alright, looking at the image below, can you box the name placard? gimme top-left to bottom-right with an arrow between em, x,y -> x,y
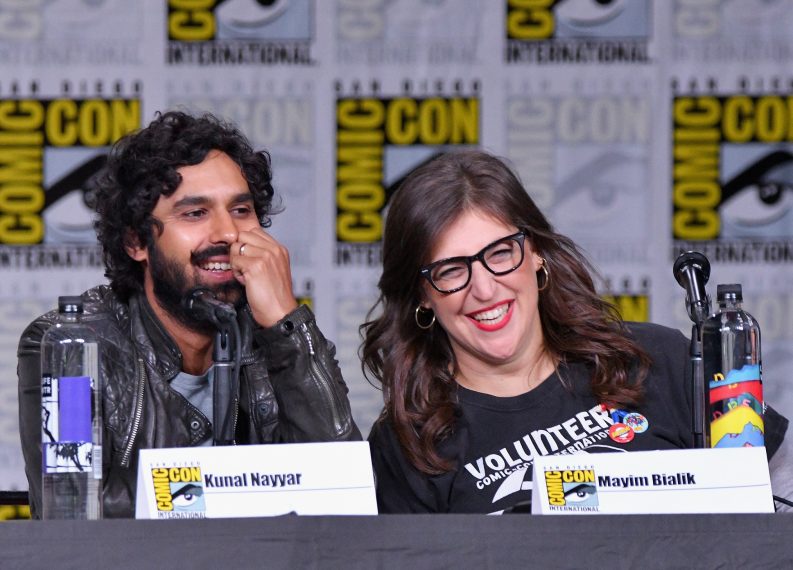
135,441 -> 377,519
531,447 -> 773,515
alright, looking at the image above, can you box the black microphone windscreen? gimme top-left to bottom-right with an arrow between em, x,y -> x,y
183,287 -> 236,325
673,251 -> 710,288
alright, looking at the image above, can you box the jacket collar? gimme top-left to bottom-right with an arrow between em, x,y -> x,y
129,291 -> 257,379
130,292 -> 183,379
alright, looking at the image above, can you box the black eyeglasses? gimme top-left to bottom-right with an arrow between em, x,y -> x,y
419,231 -> 527,294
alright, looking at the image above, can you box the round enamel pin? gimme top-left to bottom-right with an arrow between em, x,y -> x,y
623,412 -> 649,433
608,423 -> 635,444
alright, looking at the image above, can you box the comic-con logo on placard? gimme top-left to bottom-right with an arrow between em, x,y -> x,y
335,79 -> 480,267
544,468 -> 599,511
167,0 -> 314,65
671,77 -> 793,263
0,81 -> 141,248
151,465 -> 206,519
505,0 -> 651,64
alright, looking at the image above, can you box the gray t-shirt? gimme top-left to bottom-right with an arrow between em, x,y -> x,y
171,366 -> 214,447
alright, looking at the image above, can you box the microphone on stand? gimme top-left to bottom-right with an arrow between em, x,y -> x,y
183,287 -> 237,326
672,251 -> 712,449
673,251 -> 711,325
182,287 -> 239,446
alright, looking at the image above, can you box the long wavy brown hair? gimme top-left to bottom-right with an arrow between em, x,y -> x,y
360,150 -> 651,475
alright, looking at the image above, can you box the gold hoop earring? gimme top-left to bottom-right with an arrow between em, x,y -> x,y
537,257 -> 550,292
415,305 -> 436,330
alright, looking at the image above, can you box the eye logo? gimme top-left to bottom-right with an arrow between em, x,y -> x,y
720,149 -> 793,238
216,0 -> 291,31
215,0 -> 310,40
555,0 -> 628,29
171,482 -> 206,512
564,483 -> 597,504
551,149 -> 645,236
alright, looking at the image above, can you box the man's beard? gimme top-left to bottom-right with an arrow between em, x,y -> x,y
149,242 -> 245,335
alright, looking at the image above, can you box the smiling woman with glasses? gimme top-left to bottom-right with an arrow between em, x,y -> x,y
360,149 -> 792,515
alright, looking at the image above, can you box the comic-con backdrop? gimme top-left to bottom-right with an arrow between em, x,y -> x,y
1,1 -> 792,499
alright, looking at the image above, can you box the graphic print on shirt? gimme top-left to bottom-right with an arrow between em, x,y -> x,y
462,403 -> 650,513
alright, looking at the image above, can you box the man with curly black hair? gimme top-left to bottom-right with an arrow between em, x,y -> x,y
17,111 -> 360,518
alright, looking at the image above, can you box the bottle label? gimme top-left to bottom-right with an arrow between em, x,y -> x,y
42,375 -> 95,474
708,364 -> 764,448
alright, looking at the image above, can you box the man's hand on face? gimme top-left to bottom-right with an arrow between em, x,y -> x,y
230,228 -> 299,327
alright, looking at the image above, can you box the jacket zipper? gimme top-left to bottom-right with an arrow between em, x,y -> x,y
231,397 -> 239,445
121,358 -> 146,468
228,351 -> 247,444
299,322 -> 344,437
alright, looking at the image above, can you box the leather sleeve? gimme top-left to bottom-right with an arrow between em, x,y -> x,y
256,305 -> 361,442
17,312 -> 57,519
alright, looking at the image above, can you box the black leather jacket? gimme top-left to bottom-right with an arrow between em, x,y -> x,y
18,285 -> 360,518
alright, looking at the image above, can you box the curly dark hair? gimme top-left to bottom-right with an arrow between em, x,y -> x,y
360,150 -> 651,475
91,110 -> 276,300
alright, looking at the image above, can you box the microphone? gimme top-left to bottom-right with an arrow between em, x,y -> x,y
672,251 -> 711,325
183,287 -> 237,326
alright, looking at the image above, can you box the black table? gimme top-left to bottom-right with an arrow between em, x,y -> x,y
2,513 -> 792,569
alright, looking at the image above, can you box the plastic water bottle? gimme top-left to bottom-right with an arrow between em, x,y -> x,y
40,296 -> 103,519
701,284 -> 764,449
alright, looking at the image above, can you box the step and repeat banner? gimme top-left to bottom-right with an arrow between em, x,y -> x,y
0,0 -> 792,495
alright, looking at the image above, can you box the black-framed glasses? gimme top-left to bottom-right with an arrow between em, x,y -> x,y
419,231 -> 527,294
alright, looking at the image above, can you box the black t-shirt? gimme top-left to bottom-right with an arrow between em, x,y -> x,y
368,322 -> 786,514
